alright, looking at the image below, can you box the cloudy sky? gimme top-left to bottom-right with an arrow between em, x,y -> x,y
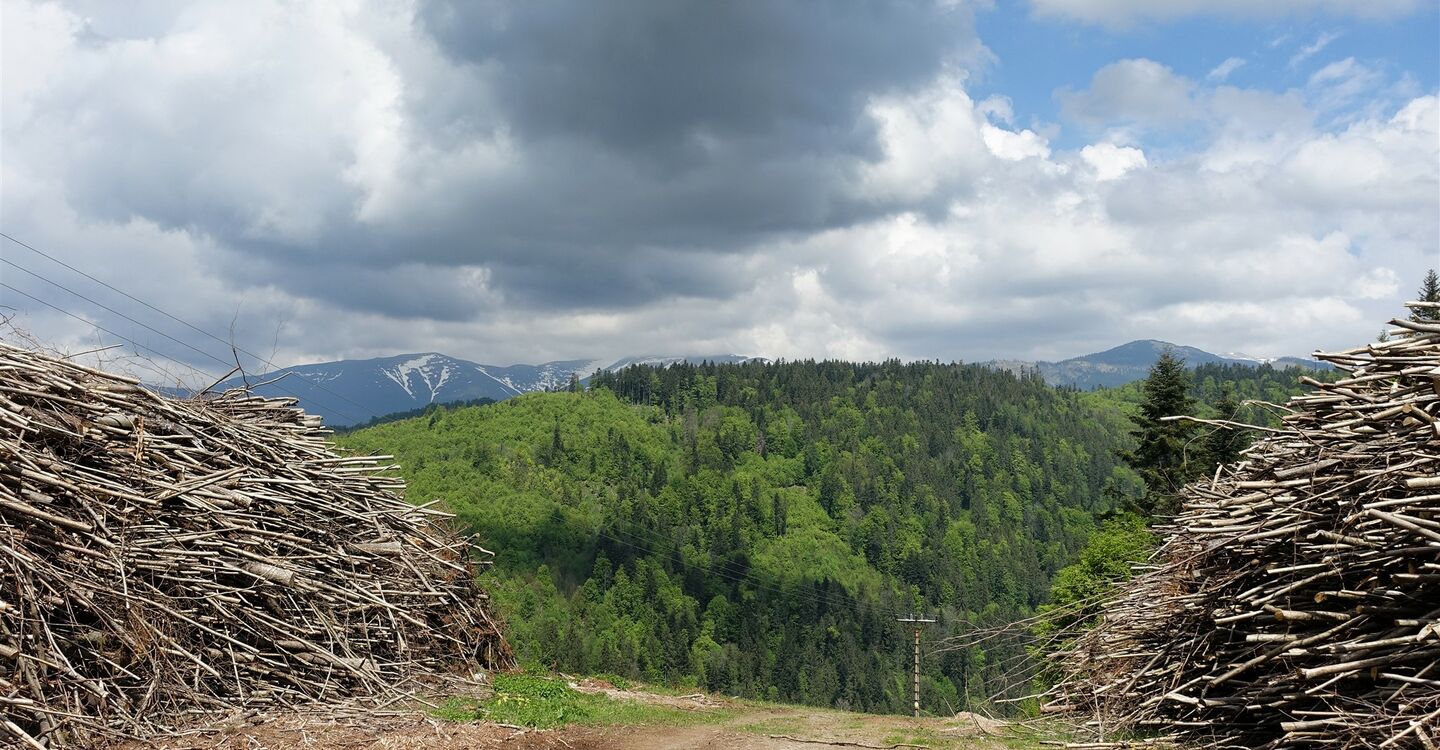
2,0 -> 1437,382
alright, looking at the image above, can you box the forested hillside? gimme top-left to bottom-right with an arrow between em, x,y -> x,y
341,361 -> 1139,712
338,358 -> 1321,713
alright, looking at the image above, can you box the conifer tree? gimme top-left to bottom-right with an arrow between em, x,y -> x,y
1412,269 -> 1440,322
541,420 -> 565,466
1201,387 -> 1248,472
1124,348 -> 1197,516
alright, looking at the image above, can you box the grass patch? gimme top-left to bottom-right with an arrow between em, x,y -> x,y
464,673 -> 730,730
735,716 -> 805,735
428,695 -> 483,723
882,727 -> 972,749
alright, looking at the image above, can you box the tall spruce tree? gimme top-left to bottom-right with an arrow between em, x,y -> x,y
1124,348 -> 1197,516
1412,269 -> 1440,322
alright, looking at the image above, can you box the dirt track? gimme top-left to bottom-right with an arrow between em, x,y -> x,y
114,683 -> 1023,750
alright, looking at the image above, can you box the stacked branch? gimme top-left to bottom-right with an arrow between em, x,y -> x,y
0,342 -> 511,748
1050,309 -> 1440,749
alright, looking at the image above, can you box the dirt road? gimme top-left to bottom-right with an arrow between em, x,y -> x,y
116,683 -> 1026,750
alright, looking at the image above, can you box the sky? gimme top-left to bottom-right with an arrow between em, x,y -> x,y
1,0 -> 1437,384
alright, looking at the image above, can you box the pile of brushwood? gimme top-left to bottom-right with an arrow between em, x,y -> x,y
1049,309 -> 1440,748
0,343 -> 511,748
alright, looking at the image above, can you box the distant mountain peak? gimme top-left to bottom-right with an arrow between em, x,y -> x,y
205,352 -> 762,426
986,339 -> 1329,389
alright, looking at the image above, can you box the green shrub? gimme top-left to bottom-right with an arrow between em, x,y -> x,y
472,674 -> 726,729
596,673 -> 634,690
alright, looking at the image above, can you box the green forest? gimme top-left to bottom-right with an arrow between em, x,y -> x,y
338,358 -> 1319,714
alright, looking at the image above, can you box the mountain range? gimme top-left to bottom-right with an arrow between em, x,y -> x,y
208,353 -> 761,426
985,339 -> 1329,390
199,341 -> 1325,426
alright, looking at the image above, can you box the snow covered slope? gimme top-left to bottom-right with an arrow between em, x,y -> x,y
208,353 -> 756,426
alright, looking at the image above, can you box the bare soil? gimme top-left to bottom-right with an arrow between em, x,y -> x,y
113,682 -> 1026,750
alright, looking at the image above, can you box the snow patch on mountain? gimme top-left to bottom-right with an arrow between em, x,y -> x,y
1221,352 -> 1275,364
471,365 -> 531,397
202,351 -> 764,426
288,369 -> 343,383
379,353 -> 460,402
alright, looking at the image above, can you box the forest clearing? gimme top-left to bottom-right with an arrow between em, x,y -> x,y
111,675 -> 1039,750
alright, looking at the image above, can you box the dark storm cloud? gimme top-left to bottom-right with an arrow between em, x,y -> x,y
479,247 -> 754,309
419,1 -> 974,160
227,235 -> 754,317
366,0 -> 980,311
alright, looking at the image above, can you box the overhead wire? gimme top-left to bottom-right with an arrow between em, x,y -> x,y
0,255 -> 364,424
0,233 -> 371,420
3,257 -> 247,374
3,287 -> 1018,687
0,231 -> 375,423
0,282 -> 222,385
0,238 -> 1048,711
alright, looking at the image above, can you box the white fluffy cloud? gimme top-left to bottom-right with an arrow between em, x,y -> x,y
1,0 -> 1436,379
1081,143 -> 1148,180
1059,59 -> 1199,128
747,70 -> 1437,361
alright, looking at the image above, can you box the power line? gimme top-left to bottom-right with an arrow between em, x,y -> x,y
0,232 -> 370,423
0,231 -> 375,422
0,254 -> 363,425
2,257 -> 241,373
0,282 -> 221,384
1,238 -> 891,599
4,267 -> 829,609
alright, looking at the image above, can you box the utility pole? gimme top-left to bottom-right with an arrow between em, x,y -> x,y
896,613 -> 936,717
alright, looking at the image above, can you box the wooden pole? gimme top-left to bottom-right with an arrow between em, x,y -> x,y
912,624 -> 920,716
897,614 -> 936,717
